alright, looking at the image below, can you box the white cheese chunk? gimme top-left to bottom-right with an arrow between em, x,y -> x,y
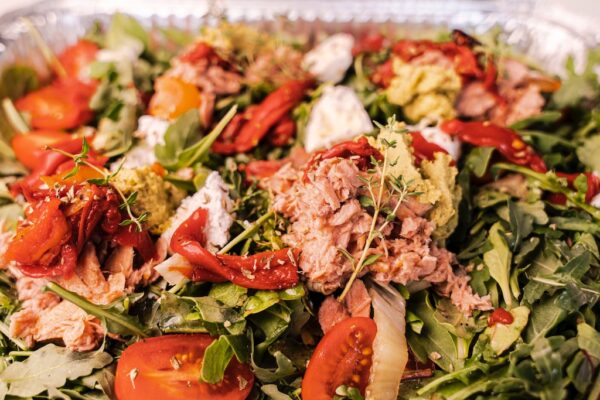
304,85 -> 373,153
418,126 -> 462,161
302,33 -> 355,83
110,115 -> 169,170
161,171 -> 234,253
591,193 -> 600,208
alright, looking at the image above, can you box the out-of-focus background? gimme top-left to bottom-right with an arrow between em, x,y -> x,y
1,0 -> 599,18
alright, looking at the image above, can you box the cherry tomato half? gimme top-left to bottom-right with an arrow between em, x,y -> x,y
11,130 -> 71,170
115,334 -> 254,400
302,317 -> 377,400
58,40 -> 99,79
148,76 -> 201,120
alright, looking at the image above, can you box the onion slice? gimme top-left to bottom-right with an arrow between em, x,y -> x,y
365,281 -> 409,400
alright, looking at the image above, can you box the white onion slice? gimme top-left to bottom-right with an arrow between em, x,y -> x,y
365,282 -> 409,400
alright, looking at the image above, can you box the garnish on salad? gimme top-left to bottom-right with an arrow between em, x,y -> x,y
0,13 -> 598,400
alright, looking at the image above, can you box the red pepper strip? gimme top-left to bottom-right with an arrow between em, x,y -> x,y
371,59 -> 395,88
178,42 -> 226,66
267,115 -> 296,147
171,208 -> 299,290
548,172 -> 600,205
5,198 -> 77,277
18,244 -> 78,278
409,131 -> 450,166
113,225 -> 157,262
10,137 -> 107,199
488,308 -> 514,327
213,80 -> 313,155
441,120 -> 547,173
352,32 -> 385,56
242,159 -> 285,180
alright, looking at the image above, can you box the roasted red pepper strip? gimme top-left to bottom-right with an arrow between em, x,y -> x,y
6,198 -> 77,277
10,137 -> 107,200
16,78 -> 95,130
171,208 -> 299,290
306,137 -> 383,172
213,80 -> 312,154
266,115 -> 296,147
441,120 -> 547,173
409,131 -> 450,165
113,225 -> 157,263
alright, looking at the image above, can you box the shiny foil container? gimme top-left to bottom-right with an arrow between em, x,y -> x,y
0,0 -> 596,80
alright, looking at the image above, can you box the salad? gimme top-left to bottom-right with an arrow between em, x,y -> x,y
0,11 -> 599,400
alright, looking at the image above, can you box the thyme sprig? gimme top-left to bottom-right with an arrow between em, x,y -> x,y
48,138 -> 148,231
338,139 -> 416,301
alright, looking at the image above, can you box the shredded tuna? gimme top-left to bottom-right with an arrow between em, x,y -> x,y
8,240 -> 164,351
318,280 -> 371,333
245,45 -> 308,87
269,156 -> 491,314
166,60 -> 242,95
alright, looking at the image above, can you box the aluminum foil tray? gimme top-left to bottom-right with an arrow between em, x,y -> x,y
0,0 -> 596,80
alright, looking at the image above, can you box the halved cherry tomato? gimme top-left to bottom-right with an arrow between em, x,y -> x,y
302,317 -> 377,400
15,78 -> 95,130
148,76 -> 201,120
11,130 -> 71,170
58,40 -> 99,79
115,334 -> 254,400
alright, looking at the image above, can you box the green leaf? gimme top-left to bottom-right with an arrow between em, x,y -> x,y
209,283 -> 248,308
406,292 -> 461,372
200,336 -> 235,384
243,291 -> 280,316
251,348 -> 296,383
154,109 -> 200,167
553,48 -> 600,108
485,306 -> 530,355
465,147 -> 495,178
483,222 -> 514,307
525,295 -> 567,344
150,292 -> 206,333
0,344 -> 112,397
509,110 -> 562,130
106,13 -> 149,50
261,384 -> 294,400
577,323 -> 600,360
577,135 -> 600,171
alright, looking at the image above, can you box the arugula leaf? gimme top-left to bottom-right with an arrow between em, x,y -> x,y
0,344 -> 112,397
406,292 -> 461,372
509,110 -> 562,130
524,295 -> 567,344
209,283 -> 248,308
483,222 -> 514,307
251,347 -> 296,383
244,291 -> 281,316
200,336 -> 235,384
261,384 -> 294,400
464,147 -> 495,178
577,323 -> 600,360
154,109 -> 201,167
150,292 -> 206,333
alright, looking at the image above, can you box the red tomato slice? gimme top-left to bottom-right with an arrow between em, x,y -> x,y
115,334 -> 254,400
16,79 -> 95,130
302,317 -> 377,400
58,40 -> 99,79
11,130 -> 71,170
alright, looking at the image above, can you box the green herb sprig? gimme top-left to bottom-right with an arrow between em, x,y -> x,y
48,138 -> 148,231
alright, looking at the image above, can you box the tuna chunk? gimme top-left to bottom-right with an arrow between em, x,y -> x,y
318,279 -> 372,333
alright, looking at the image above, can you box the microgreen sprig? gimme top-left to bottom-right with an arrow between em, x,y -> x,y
338,139 -> 415,301
47,138 -> 147,232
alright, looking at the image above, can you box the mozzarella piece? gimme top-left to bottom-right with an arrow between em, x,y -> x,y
591,193 -> 600,208
419,126 -> 462,161
304,86 -> 373,152
161,171 -> 234,252
302,33 -> 355,83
